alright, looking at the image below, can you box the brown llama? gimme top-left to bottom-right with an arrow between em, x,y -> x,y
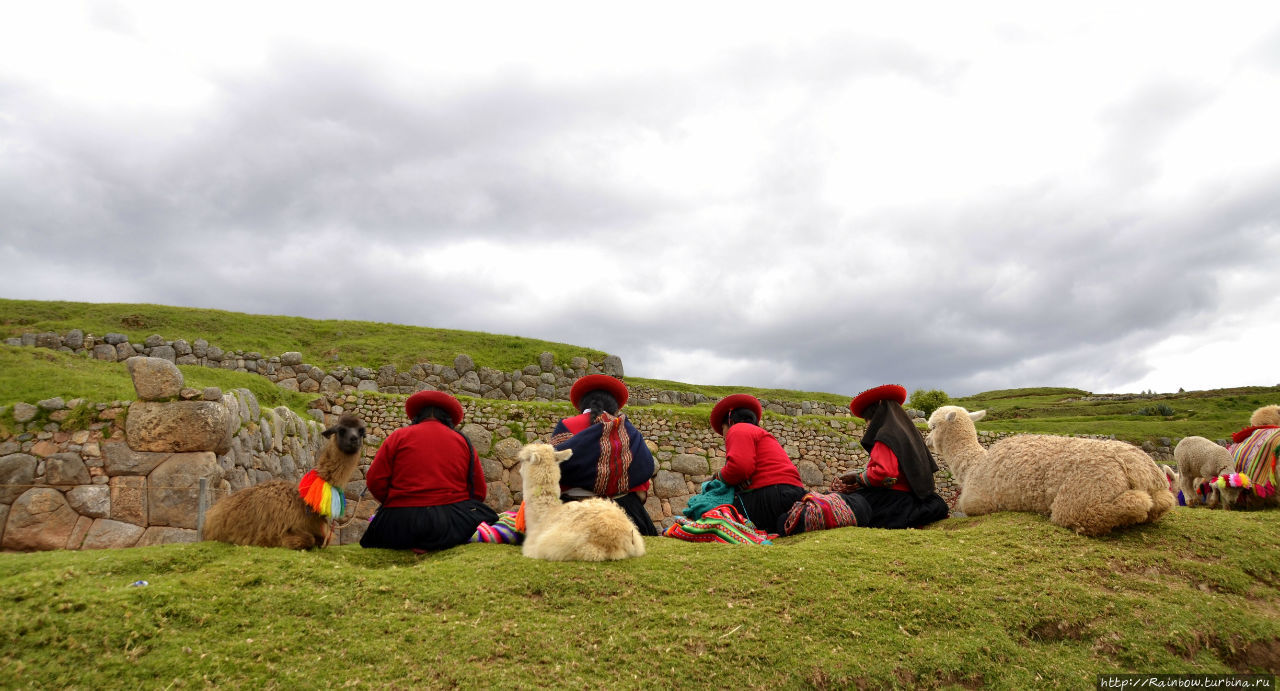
203,414 -> 366,549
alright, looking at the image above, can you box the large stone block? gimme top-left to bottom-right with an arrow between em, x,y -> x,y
66,485 -> 111,518
46,452 -> 91,486
670,453 -> 709,475
797,460 -> 824,487
109,475 -> 147,525
653,470 -> 688,498
0,453 -> 37,504
126,401 -> 232,454
147,452 -> 221,529
460,424 -> 492,456
137,526 -> 198,547
102,441 -> 171,476
493,437 -> 523,469
81,518 -> 145,549
2,488 -> 79,551
126,356 -> 185,401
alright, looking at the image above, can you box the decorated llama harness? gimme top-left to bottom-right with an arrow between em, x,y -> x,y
298,469 -> 347,519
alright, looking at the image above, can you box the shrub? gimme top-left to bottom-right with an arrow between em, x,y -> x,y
1133,403 -> 1175,417
909,389 -> 951,417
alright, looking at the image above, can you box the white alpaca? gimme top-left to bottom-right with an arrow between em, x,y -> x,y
518,443 -> 646,562
926,406 -> 1175,536
1172,436 -> 1232,508
1250,405 -> 1280,427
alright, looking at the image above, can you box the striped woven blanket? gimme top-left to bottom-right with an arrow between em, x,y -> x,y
781,492 -> 858,536
1229,427 -> 1280,499
469,508 -> 524,544
664,505 -> 774,545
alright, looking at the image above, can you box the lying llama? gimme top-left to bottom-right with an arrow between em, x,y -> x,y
926,406 -> 1175,536
1173,436 -> 1232,508
518,443 -> 645,562
203,414 -> 366,549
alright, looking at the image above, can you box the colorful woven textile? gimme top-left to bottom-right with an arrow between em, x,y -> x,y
298,469 -> 345,519
781,492 -> 858,536
664,505 -> 774,545
1229,427 -> 1280,498
469,508 -> 524,544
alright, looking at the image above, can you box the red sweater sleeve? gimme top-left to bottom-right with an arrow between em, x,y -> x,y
864,441 -> 909,491
718,425 -> 757,487
468,448 -> 487,502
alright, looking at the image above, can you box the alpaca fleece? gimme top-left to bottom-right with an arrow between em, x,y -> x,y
1173,436 -> 1232,508
203,414 -> 365,549
518,443 -> 645,562
926,406 -> 1175,536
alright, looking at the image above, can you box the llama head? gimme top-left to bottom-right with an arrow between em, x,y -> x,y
323,414 -> 366,456
517,443 -> 573,498
925,406 -> 985,451
1250,404 -> 1280,427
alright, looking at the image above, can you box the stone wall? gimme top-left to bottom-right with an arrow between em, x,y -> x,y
314,392 -> 962,544
5,330 -> 851,416
0,358 -> 331,551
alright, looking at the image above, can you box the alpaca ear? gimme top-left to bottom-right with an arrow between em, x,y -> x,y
321,425 -> 336,438
968,410 -> 987,422
555,449 -> 573,463
945,411 -> 957,422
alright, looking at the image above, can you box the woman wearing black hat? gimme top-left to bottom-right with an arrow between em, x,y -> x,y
711,394 -> 871,535
839,385 -> 950,529
549,375 -> 659,536
360,391 -> 499,552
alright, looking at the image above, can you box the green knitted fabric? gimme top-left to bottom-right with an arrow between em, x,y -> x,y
683,478 -> 737,519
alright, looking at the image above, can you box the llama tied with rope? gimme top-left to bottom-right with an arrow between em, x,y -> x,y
203,414 -> 366,549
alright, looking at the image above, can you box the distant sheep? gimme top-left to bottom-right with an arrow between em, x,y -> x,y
1173,436 -> 1232,508
925,406 -> 1175,536
518,443 -> 645,562
203,414 -> 366,549
1250,405 -> 1280,427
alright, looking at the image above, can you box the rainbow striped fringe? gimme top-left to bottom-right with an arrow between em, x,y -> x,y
298,470 -> 346,519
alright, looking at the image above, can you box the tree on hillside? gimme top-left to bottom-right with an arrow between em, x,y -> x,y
908,388 -> 951,416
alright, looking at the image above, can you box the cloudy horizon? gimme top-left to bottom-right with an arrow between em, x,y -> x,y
2,1 -> 1279,398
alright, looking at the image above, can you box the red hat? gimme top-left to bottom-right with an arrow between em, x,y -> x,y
570,374 -> 629,410
710,394 -> 763,435
849,385 -> 907,419
405,390 -> 465,426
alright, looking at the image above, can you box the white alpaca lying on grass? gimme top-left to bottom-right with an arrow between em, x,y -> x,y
926,406 -> 1176,536
518,443 -> 645,562
1173,436 -> 1232,508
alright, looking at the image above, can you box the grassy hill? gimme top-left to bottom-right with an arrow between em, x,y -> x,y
2,510 -> 1277,687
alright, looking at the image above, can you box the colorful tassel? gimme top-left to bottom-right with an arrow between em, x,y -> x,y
298,470 -> 346,518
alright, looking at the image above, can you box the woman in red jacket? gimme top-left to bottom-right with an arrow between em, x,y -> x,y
360,391 -> 498,551
837,385 -> 950,529
712,394 -> 869,534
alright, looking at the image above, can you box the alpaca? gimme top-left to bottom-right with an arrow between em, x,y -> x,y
518,443 -> 645,562
1250,405 -> 1280,427
203,414 -> 366,549
1173,436 -> 1232,508
925,406 -> 1175,536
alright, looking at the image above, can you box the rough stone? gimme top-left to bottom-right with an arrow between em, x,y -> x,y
460,424 -> 492,456
539,352 -> 555,372
45,452 -> 91,485
12,402 -> 38,423
137,526 -> 198,547
104,333 -> 128,345
454,354 -> 475,375
116,343 -> 135,360
601,355 -> 624,377
653,470 -> 688,498
126,356 -> 184,401
66,515 -> 93,549
81,519 -> 146,549
125,400 -> 232,454
670,453 -> 709,475
480,457 -> 503,482
147,452 -> 221,529
2,488 -> 79,551
102,441 -> 171,476
66,485 -> 111,518
109,475 -> 147,525
92,344 -> 117,361
484,482 -> 513,512
356,380 -> 379,392
64,329 -> 85,349
797,460 -> 824,487
493,437 -> 523,469
37,397 -> 66,411
0,453 -> 38,504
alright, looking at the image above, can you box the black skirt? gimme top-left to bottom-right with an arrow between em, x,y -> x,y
360,500 -> 499,552
737,483 -> 808,535
854,487 -> 949,529
561,491 -> 659,537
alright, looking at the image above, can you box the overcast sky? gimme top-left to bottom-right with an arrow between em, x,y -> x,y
2,2 -> 1279,398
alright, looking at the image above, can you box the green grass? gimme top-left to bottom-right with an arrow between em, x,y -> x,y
1,510 -> 1277,688
0,298 -> 607,373
955,387 -> 1280,444
0,346 -> 317,419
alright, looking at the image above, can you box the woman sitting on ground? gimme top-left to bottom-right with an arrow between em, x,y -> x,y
361,391 -> 498,552
549,375 -> 659,536
712,394 -> 870,535
836,385 -> 950,529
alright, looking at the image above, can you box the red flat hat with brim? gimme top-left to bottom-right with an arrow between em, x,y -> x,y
405,390 -> 465,426
570,374 -> 629,410
710,394 -> 763,434
849,385 -> 907,419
